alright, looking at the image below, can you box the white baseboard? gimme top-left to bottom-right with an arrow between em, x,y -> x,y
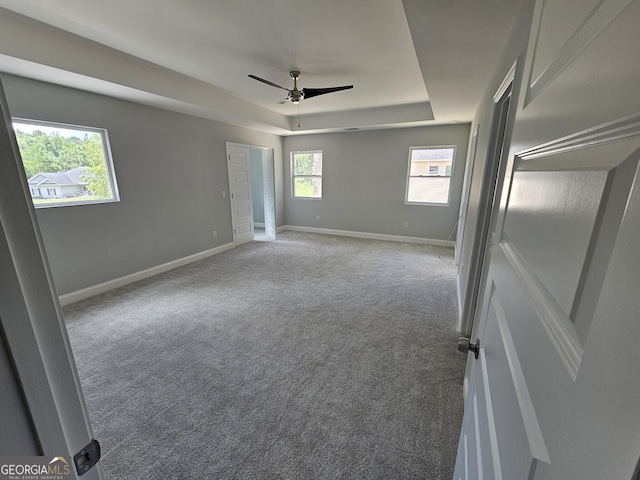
456,274 -> 464,331
281,225 -> 456,248
59,242 -> 235,306
254,222 -> 265,228
60,226 -> 454,306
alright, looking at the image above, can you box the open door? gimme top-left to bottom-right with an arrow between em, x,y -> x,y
227,143 -> 276,245
226,143 -> 254,246
458,75 -> 514,338
0,79 -> 102,477
455,0 -> 640,478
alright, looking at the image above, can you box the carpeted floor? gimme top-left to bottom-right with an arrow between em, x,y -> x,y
64,231 -> 466,479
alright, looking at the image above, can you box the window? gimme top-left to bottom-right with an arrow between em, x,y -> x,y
12,119 -> 119,208
292,150 -> 322,198
405,146 -> 456,205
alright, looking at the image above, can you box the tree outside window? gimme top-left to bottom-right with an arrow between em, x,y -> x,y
292,151 -> 322,198
13,119 -> 119,207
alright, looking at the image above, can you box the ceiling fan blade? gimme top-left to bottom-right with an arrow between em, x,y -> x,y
302,85 -> 353,99
248,74 -> 290,92
277,97 -> 290,104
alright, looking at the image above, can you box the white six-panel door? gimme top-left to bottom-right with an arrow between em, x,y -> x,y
455,0 -> 640,478
226,144 -> 254,245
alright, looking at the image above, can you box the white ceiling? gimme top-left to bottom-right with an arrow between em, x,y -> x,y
0,0 -> 523,135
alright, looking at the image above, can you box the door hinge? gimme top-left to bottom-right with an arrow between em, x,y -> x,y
458,337 -> 480,359
73,439 -> 100,476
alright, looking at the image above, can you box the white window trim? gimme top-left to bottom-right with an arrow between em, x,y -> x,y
13,118 -> 120,208
405,145 -> 456,206
291,150 -> 323,199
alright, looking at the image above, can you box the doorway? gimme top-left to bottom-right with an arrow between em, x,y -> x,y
460,65 -> 515,338
226,142 -> 276,245
250,147 -> 275,242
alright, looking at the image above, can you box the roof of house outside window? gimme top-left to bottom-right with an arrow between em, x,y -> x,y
28,166 -> 89,186
411,148 -> 454,161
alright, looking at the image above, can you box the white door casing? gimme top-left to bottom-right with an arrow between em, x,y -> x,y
0,79 -> 101,478
455,125 -> 479,269
455,126 -> 479,327
263,148 -> 276,240
459,77 -> 515,339
455,0 -> 640,479
226,143 -> 254,246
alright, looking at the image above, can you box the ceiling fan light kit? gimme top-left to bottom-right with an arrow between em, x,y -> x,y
248,71 -> 353,105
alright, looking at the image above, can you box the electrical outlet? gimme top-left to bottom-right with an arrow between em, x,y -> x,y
316,215 -> 321,221
222,190 -> 226,198
403,222 -> 408,228
213,231 -> 217,238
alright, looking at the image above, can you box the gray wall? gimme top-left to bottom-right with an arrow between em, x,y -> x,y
456,0 -> 536,321
283,124 -> 470,240
2,74 -> 284,295
3,74 -> 471,298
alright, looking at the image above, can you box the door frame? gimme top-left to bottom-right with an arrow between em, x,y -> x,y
456,124 -> 479,269
456,125 -> 480,322
460,62 -> 519,340
225,142 -> 276,244
0,79 -> 101,477
260,147 -> 277,240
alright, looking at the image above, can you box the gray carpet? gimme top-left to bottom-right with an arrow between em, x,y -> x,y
64,231 -> 466,479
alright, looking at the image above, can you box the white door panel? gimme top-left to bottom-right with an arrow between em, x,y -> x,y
227,144 -> 254,245
455,0 -> 640,478
455,354 -> 502,480
484,288 -> 549,479
523,0 -> 640,142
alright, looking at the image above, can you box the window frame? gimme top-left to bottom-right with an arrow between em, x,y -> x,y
405,145 -> 456,206
12,117 -> 120,209
291,150 -> 323,199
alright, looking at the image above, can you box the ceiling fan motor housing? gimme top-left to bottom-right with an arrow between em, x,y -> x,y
290,71 -> 302,102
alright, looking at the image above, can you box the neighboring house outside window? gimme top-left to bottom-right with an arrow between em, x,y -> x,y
28,167 -> 89,199
405,146 -> 456,205
13,118 -> 120,208
292,150 -> 322,198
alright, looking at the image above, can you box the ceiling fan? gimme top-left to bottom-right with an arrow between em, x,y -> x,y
248,71 -> 353,104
